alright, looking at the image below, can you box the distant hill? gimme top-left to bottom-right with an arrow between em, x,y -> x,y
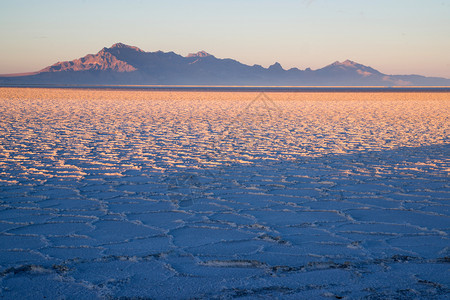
1,43 -> 449,86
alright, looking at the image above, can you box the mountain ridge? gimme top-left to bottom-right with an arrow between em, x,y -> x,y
1,43 -> 449,86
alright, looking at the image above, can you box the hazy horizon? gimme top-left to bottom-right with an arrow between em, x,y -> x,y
1,0 -> 449,78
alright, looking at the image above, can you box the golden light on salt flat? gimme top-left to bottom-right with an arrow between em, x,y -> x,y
0,88 -> 448,174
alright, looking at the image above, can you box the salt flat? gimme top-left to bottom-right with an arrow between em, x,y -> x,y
0,88 -> 449,299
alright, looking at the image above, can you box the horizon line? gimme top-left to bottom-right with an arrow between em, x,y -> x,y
1,84 -> 449,92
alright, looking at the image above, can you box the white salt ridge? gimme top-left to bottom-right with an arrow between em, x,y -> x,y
0,88 -> 449,298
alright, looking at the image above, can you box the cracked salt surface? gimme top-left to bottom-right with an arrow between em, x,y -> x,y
0,88 -> 449,299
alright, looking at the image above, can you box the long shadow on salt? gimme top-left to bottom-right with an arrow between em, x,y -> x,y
0,143 -> 449,299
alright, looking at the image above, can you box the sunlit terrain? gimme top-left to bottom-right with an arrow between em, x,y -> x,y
0,88 -> 449,298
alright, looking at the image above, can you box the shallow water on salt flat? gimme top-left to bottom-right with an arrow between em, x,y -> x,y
0,88 -> 449,299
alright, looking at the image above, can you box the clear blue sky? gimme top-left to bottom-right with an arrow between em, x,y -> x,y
1,0 -> 449,78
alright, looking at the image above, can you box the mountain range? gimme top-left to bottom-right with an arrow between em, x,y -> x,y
1,43 -> 449,86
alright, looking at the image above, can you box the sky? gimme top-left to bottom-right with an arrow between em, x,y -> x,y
1,0 -> 449,78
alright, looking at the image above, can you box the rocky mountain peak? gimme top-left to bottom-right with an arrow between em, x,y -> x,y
268,62 -> 284,71
109,43 -> 144,52
187,51 -> 211,58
